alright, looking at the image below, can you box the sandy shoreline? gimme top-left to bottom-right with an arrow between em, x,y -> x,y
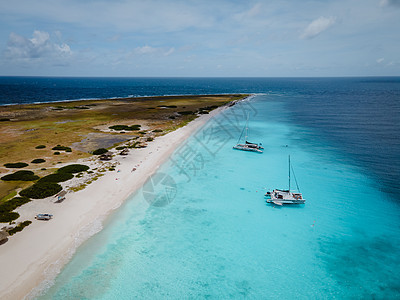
0,104 -> 229,300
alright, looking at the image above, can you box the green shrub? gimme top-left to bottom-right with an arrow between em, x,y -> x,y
0,212 -> 20,223
0,196 -> 31,222
157,105 -> 177,108
54,152 -> 60,155
109,124 -> 141,131
202,105 -> 218,110
66,148 -> 72,152
115,146 -> 126,150
0,197 -> 31,213
1,170 -> 39,181
4,162 -> 28,168
178,111 -> 194,115
57,164 -> 89,174
92,148 -> 108,155
38,172 -> 73,183
152,129 -> 163,133
147,137 -> 154,142
20,182 -> 62,199
138,131 -> 147,134
31,158 -> 46,164
35,145 -> 46,149
52,145 -> 72,151
8,221 -> 32,235
0,118 -> 11,122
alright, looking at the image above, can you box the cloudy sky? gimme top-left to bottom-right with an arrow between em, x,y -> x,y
0,0 -> 399,77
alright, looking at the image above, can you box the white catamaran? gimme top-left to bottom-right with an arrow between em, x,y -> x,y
233,114 -> 263,153
265,156 -> 305,205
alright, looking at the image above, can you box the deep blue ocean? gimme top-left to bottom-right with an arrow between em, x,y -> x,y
1,77 -> 399,298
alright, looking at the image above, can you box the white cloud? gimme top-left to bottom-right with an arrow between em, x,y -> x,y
0,1 -> 215,34
1,1 -> 400,76
300,16 -> 336,39
377,57 -> 384,63
5,30 -> 72,62
134,46 -> 157,55
164,48 -> 175,56
133,45 -> 175,56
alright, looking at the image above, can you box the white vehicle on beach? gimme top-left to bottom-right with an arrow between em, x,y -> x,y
35,214 -> 53,220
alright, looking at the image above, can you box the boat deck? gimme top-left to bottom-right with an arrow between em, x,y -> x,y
266,189 -> 305,204
233,144 -> 263,153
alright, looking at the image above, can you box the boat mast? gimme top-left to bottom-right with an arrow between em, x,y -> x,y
244,112 -> 249,142
288,155 -> 291,191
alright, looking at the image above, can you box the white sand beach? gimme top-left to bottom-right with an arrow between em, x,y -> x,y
0,106 -> 227,300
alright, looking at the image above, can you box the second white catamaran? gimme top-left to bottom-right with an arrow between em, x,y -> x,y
265,156 -> 305,205
233,114 -> 263,153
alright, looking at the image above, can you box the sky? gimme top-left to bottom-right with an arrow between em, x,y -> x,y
0,0 -> 399,77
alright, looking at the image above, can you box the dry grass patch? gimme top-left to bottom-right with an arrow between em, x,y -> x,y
0,94 -> 247,201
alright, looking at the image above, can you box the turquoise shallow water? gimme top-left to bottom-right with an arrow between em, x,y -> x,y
40,95 -> 400,299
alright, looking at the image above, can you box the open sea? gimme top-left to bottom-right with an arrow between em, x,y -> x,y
1,77 -> 399,299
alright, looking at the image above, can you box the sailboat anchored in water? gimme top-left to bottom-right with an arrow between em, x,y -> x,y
265,155 -> 305,205
233,114 -> 263,153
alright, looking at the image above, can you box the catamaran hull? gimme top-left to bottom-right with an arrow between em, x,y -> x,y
233,145 -> 263,153
266,199 -> 305,204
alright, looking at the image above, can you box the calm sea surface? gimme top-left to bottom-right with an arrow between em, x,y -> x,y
1,77 -> 399,298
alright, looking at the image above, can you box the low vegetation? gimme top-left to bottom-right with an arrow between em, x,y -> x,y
31,158 -> 46,164
4,162 -> 29,168
38,172 -> 74,183
178,111 -> 195,115
52,145 -> 72,152
8,221 -> 32,235
158,105 -> 177,108
57,164 -> 89,174
35,145 -> 46,149
0,211 -> 20,223
0,197 -> 31,223
20,182 -> 62,199
92,148 -> 108,155
1,170 -> 40,181
109,124 -> 141,131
